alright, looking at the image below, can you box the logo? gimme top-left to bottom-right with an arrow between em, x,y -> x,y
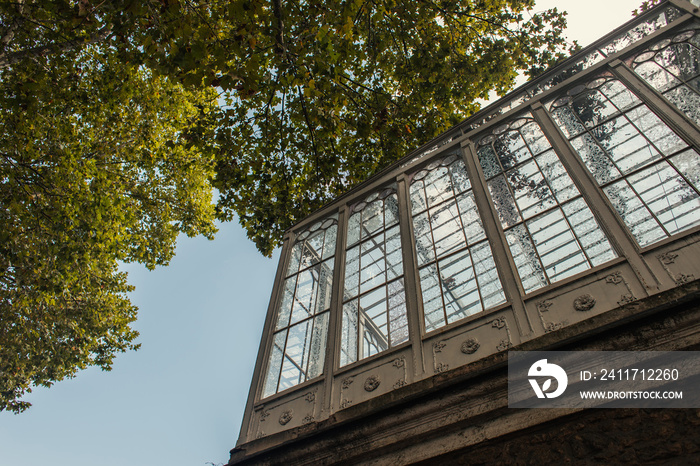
528,359 -> 568,399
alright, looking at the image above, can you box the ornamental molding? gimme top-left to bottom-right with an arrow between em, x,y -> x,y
674,273 -> 695,285
460,338 -> 480,354
492,317 -> 506,329
659,252 -> 679,265
364,375 -> 381,392
279,410 -> 293,426
341,377 -> 354,389
435,362 -> 449,374
573,294 -> 596,312
497,339 -> 512,352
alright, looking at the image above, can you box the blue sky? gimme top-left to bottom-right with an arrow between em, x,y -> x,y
0,1 -> 649,465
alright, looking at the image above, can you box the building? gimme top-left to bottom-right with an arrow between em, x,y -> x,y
230,1 -> 700,463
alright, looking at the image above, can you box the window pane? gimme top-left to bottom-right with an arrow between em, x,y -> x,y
425,166 -> 454,208
315,259 -> 335,315
262,331 -> 286,398
505,224 -> 547,293
385,225 -> 403,280
604,180 -> 667,247
438,249 -> 481,324
264,213 -> 337,397
527,209 -> 589,282
412,211 -> 435,267
411,155 -> 506,332
360,287 -> 389,358
275,277 -> 296,331
290,266 -> 318,325
410,179 -> 427,215
629,162 -> 700,235
388,279 -> 409,346
471,241 -> 507,309
360,235 -> 386,293
488,175 -> 521,228
341,301 -> 358,366
307,312 -> 329,380
562,199 -> 617,267
420,264 -> 445,333
457,191 -> 486,245
342,184 -> 408,366
550,73 -> 700,249
362,200 -> 384,239
431,198 -> 466,259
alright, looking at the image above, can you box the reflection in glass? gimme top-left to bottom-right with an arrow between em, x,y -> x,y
632,28 -> 700,126
262,214 -> 338,398
548,74 -> 700,247
341,186 -> 409,367
477,114 -> 617,293
411,154 -> 506,333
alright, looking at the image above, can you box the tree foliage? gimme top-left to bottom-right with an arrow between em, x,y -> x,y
0,0 -> 572,411
0,5 -> 219,412
211,0 -> 573,255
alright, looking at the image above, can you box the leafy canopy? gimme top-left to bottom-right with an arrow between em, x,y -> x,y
0,22 -> 218,412
0,0 -> 571,411
210,0 -> 573,255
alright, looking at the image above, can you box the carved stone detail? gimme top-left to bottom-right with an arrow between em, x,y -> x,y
279,410 -> 293,426
256,431 -> 265,439
364,375 -> 381,392
435,362 -> 449,374
659,252 -> 679,265
460,338 -> 480,354
497,339 -> 512,352
393,358 -> 405,368
341,377 -> 354,389
606,272 -> 623,285
393,379 -> 407,389
434,340 -> 447,352
618,294 -> 636,306
303,415 -> 315,424
492,317 -> 506,329
259,410 -> 270,422
339,399 -> 352,409
304,392 -> 316,403
573,294 -> 596,312
545,322 -> 563,333
674,273 -> 695,284
536,300 -> 553,313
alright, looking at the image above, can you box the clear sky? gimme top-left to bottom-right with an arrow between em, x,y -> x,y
0,1 -> 655,465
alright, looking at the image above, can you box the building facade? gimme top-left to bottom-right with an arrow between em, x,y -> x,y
231,1 -> 700,463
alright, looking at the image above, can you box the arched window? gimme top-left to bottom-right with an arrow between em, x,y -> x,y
409,154 -> 506,333
340,186 -> 409,366
261,215 -> 338,397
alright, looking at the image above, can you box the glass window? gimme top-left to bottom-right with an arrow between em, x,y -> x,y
261,215 -> 337,398
547,74 -> 700,248
410,154 -> 506,333
340,186 -> 409,367
630,26 -> 700,126
476,114 -> 618,294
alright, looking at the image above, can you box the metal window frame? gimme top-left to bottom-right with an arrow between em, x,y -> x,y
238,0 -> 700,445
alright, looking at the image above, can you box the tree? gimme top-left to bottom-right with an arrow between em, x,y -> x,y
208,0 -> 573,255
0,0 -> 571,411
0,43 -> 219,412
